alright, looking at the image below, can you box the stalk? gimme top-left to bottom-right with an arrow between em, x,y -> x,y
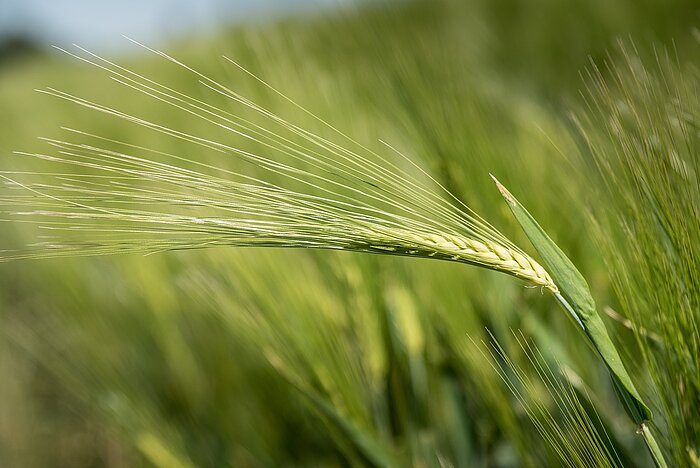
639,423 -> 668,468
555,293 -> 668,468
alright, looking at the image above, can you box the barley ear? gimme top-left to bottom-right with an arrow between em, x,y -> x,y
491,175 -> 668,466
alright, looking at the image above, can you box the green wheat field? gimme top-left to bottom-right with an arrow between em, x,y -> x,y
0,0 -> 698,466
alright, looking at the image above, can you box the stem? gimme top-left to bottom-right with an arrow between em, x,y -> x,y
639,423 -> 668,468
552,293 -> 668,468
553,292 -> 585,331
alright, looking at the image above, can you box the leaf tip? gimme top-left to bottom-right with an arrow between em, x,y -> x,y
489,174 -> 516,207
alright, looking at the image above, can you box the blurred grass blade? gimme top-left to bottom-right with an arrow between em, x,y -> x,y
489,174 -> 651,423
266,352 -> 396,467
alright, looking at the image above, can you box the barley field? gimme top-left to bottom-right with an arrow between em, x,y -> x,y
0,0 -> 698,466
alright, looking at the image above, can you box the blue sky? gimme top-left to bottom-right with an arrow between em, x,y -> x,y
0,0 -> 350,51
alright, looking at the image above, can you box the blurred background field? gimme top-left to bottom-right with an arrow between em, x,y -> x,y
0,0 -> 698,466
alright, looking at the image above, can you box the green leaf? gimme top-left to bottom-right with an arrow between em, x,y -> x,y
491,175 -> 652,423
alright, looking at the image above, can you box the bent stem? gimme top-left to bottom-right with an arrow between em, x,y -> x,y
554,293 -> 667,468
554,292 -> 585,331
640,423 -> 668,468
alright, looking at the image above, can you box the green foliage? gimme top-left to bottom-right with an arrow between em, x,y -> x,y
0,1 -> 697,467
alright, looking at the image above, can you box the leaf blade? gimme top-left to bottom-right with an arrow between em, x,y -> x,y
491,175 -> 652,423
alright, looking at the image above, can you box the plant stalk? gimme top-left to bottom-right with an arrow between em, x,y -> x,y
553,292 -> 585,331
639,423 -> 668,468
553,293 -> 668,468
